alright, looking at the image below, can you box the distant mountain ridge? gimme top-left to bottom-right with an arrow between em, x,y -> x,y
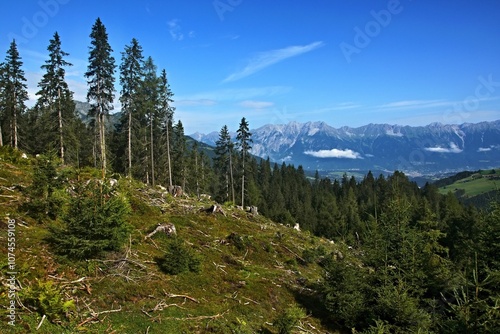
192,120 -> 500,177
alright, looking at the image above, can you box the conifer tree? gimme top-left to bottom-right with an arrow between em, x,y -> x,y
0,40 -> 28,149
172,120 -> 186,187
214,125 -> 235,203
144,57 -> 161,185
85,18 -> 116,177
236,117 -> 252,208
158,69 -> 175,187
119,38 -> 144,177
33,32 -> 77,164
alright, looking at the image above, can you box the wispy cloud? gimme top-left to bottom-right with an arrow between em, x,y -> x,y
167,19 -> 194,41
176,86 -> 291,102
378,99 -> 450,110
239,100 -> 274,109
223,41 -> 325,83
175,99 -> 217,107
304,148 -> 362,159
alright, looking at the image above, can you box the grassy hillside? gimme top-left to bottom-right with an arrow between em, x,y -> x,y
0,149 -> 345,333
438,168 -> 500,197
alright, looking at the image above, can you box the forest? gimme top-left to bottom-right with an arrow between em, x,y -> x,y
1,17 -> 499,333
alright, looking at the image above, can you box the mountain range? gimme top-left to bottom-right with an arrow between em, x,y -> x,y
74,100 -> 500,179
191,120 -> 500,178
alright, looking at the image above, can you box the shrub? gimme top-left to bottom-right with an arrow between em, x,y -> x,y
47,179 -> 131,259
274,305 -> 306,334
302,245 -> 327,265
20,153 -> 65,221
21,279 -> 75,323
227,232 -> 251,252
158,238 -> 201,275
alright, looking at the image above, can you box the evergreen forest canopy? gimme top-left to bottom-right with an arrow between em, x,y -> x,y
1,18 -> 500,333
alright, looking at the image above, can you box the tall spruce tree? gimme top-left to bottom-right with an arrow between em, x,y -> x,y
0,40 -> 28,149
119,38 -> 144,177
85,18 -> 116,177
214,125 -> 235,203
172,120 -> 186,188
158,69 -> 175,187
141,56 -> 160,186
33,32 -> 76,163
236,117 -> 252,207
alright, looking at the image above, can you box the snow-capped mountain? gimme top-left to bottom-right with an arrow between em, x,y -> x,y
191,120 -> 500,176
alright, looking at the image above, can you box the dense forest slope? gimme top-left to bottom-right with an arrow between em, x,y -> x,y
1,147 -> 500,333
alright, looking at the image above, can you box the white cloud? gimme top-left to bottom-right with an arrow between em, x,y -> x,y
239,100 -> 274,109
167,19 -> 184,41
175,99 -> 217,107
177,86 -> 291,102
167,19 -> 194,41
379,99 -> 449,109
223,41 -> 324,83
478,147 -> 492,152
425,142 -> 462,153
304,148 -> 362,159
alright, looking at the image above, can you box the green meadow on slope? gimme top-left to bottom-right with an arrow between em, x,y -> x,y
0,150 -> 343,333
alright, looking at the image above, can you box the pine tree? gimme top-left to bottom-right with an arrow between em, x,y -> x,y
47,179 -> 131,260
214,125 -> 235,203
0,40 -> 28,149
172,120 -> 186,188
33,32 -> 77,164
142,57 -> 160,186
158,69 -> 175,187
85,18 -> 116,177
236,117 -> 252,208
119,38 -> 144,177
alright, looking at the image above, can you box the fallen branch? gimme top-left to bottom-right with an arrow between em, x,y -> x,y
242,296 -> 259,305
164,291 -> 199,304
164,309 -> 229,321
150,301 -> 186,312
36,314 -> 46,330
77,305 -> 122,327
282,245 -> 306,264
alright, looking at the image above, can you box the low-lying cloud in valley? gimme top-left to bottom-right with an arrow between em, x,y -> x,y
304,148 -> 362,159
424,142 -> 463,153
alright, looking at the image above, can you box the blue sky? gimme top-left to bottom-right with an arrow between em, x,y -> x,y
2,0 -> 500,134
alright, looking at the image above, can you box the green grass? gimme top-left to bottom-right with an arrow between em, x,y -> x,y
438,169 -> 500,197
0,155 -> 343,333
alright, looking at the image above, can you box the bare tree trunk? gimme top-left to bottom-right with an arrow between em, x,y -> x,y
166,119 -> 172,187
229,150 -> 235,204
92,126 -> 97,168
100,111 -> 106,178
127,110 -> 132,177
195,151 -> 199,198
241,151 -> 245,208
58,88 -> 64,164
150,112 -> 155,187
97,81 -> 106,179
0,122 -> 3,146
13,90 -> 18,149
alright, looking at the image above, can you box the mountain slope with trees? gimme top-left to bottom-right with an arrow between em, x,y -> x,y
0,17 -> 499,333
